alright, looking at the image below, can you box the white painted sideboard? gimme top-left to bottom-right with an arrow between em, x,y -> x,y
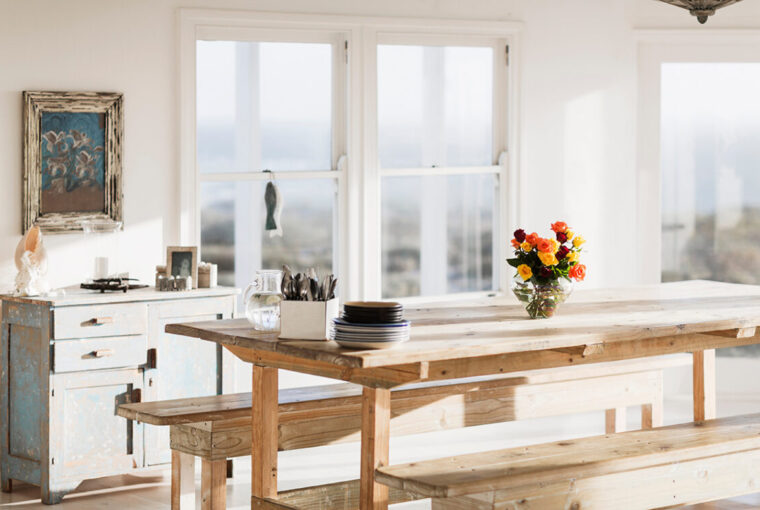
0,286 -> 237,504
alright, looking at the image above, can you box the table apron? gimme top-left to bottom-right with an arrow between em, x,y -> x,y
225,331 -> 759,388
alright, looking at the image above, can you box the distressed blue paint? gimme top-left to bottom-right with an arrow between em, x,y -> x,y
8,325 -> 41,462
0,292 -> 235,502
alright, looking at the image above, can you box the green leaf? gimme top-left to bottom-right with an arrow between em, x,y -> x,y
506,258 -> 520,268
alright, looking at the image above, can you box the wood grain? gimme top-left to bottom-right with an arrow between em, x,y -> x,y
252,366 -> 278,499
375,413 -> 760,499
694,349 -> 717,421
200,458 -> 226,510
171,450 -> 195,510
166,281 -> 760,372
436,448 -> 760,509
251,479 -> 419,510
360,387 -> 390,510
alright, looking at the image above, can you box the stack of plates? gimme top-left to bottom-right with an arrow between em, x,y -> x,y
331,301 -> 410,349
342,301 -> 404,324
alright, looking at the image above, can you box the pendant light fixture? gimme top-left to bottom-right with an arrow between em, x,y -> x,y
656,0 -> 743,24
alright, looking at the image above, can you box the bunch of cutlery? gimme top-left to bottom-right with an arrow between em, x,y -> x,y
281,265 -> 337,301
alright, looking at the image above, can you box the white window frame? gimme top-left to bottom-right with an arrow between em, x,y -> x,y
179,9 -> 522,301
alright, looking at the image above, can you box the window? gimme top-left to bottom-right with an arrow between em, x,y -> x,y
184,13 -> 516,301
661,63 -> 760,284
196,37 -> 344,291
378,42 -> 500,297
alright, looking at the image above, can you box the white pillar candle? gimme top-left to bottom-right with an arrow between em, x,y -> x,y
94,256 -> 109,280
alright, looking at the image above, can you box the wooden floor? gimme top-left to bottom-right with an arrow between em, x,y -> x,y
0,469 -> 757,509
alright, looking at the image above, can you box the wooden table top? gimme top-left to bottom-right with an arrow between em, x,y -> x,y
167,280 -> 760,371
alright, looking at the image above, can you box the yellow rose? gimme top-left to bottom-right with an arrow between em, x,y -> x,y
517,264 -> 533,280
520,241 -> 533,252
565,230 -> 575,240
538,251 -> 558,266
573,235 -> 586,248
551,239 -> 560,253
566,251 -> 578,263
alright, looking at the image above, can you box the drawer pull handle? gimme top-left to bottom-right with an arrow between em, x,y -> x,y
83,317 -> 114,326
92,349 -> 114,358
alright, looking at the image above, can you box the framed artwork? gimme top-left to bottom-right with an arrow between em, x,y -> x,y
166,246 -> 198,288
23,91 -> 123,234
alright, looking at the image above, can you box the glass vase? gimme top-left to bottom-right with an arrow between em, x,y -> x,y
511,276 -> 573,319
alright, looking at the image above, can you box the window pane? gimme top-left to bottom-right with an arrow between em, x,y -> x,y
197,41 -> 333,174
382,174 -> 495,298
661,63 -> 760,357
378,45 -> 493,168
201,179 -> 336,290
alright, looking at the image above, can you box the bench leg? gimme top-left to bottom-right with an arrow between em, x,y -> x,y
693,349 -> 716,421
172,450 -> 196,510
360,387 -> 391,510
201,459 -> 227,510
252,366 -> 278,499
605,407 -> 626,433
1,477 -> 10,493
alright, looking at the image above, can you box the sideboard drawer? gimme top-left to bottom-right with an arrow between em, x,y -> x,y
53,303 -> 147,339
53,336 -> 148,373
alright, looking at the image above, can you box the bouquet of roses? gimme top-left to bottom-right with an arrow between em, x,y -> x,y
507,221 -> 586,318
507,221 -> 586,284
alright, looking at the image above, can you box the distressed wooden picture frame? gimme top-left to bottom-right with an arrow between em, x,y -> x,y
23,91 -> 123,234
165,246 -> 199,288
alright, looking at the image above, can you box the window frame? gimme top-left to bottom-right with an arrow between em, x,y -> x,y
179,9 -> 522,301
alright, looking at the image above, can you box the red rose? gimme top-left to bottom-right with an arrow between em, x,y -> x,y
556,245 -> 570,260
513,229 -> 526,243
538,266 -> 553,278
556,232 -> 568,243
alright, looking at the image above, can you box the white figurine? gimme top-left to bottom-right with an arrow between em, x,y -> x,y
14,226 -> 51,296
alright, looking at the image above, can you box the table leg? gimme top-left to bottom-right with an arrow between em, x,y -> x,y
360,387 -> 391,510
252,365 -> 278,499
693,349 -> 716,421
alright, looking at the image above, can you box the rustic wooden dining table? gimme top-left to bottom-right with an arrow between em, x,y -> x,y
166,280 -> 760,510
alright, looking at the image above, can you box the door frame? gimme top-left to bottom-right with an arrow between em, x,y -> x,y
635,29 -> 760,283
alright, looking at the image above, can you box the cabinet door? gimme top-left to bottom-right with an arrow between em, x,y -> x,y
49,369 -> 143,483
143,297 -> 234,465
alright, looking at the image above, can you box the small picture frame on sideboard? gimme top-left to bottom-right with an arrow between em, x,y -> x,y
165,246 -> 198,288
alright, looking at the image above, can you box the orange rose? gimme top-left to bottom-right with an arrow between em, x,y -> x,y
511,238 -> 520,249
525,232 -> 540,245
536,238 -> 554,253
551,221 -> 568,233
569,264 -> 587,281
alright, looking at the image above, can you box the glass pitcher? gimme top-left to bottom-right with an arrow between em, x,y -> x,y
244,270 -> 283,331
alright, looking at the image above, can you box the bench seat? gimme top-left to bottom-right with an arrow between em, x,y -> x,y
376,413 -> 760,509
117,354 -> 691,509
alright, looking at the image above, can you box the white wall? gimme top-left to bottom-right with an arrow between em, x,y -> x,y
2,0 -> 760,293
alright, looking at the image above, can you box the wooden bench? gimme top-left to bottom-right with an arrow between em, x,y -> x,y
117,355 -> 691,509
375,413 -> 760,509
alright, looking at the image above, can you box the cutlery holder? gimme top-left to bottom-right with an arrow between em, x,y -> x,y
279,298 -> 339,340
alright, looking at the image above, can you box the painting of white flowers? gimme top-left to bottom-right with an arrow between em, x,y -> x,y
40,112 -> 106,214
23,91 -> 123,233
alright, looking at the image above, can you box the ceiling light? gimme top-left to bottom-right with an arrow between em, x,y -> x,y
656,0 -> 743,24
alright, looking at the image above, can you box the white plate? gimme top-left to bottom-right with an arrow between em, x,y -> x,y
332,329 -> 410,337
332,333 -> 409,341
334,338 -> 408,350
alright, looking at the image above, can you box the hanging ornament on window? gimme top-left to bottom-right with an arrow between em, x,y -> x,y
655,0 -> 743,24
263,170 -> 283,238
